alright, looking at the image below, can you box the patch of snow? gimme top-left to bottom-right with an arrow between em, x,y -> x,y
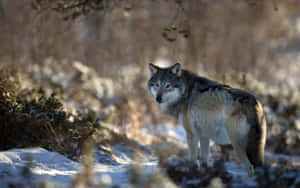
73,61 -> 91,75
0,146 -> 157,188
0,148 -> 79,187
186,179 -> 201,185
146,124 -> 187,145
51,73 -> 73,89
166,156 -> 183,167
265,151 -> 300,166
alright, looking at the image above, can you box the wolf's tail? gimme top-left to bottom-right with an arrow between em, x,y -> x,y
246,101 -> 266,168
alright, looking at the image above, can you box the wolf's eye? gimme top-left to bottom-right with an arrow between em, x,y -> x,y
165,83 -> 172,89
155,83 -> 160,87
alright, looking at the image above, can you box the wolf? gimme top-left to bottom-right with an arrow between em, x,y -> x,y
148,63 -> 266,176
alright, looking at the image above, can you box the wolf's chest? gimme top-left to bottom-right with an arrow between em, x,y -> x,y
187,109 -> 231,145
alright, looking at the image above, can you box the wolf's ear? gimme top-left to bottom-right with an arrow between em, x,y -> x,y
149,63 -> 158,76
170,63 -> 181,76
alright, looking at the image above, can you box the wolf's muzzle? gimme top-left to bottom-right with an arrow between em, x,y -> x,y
156,95 -> 162,103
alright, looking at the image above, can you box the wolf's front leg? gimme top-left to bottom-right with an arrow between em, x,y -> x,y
199,136 -> 209,165
186,133 -> 199,163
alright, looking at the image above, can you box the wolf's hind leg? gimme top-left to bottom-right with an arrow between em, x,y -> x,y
233,144 -> 254,176
226,131 -> 253,176
226,111 -> 255,176
186,133 -> 199,163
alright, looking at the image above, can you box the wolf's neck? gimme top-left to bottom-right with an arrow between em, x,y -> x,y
160,100 -> 184,118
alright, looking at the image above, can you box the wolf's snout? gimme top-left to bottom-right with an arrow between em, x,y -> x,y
156,95 -> 162,103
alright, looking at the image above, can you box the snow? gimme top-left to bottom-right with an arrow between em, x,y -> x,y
0,146 -> 157,187
0,125 -> 298,187
145,124 -> 187,145
0,148 -> 79,187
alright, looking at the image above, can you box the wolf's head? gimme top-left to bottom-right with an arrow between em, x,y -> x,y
148,63 -> 185,105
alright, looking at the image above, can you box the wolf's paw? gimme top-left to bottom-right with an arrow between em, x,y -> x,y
198,161 -> 211,173
185,159 -> 199,169
199,161 -> 208,168
247,165 -> 255,177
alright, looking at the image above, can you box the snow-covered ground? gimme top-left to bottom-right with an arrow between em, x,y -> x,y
0,125 -> 299,187
0,148 -> 79,187
0,147 -> 158,187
